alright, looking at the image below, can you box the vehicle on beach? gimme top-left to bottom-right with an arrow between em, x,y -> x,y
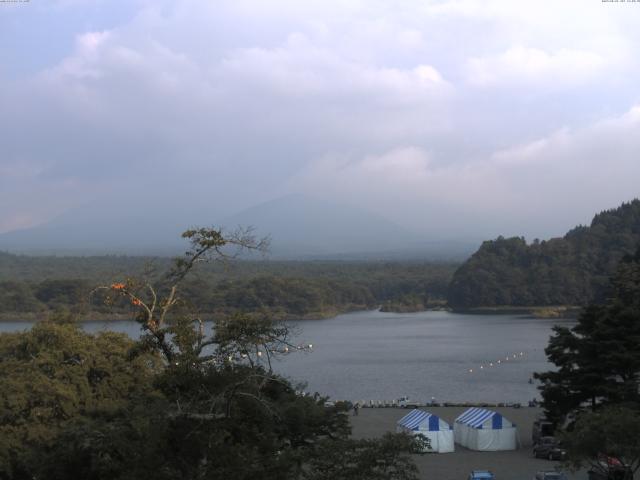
397,396 -> 420,408
468,470 -> 495,480
534,470 -> 568,480
533,436 -> 566,460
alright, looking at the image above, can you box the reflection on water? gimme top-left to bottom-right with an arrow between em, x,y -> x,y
0,310 -> 573,403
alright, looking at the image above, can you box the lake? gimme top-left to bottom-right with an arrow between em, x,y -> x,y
0,310 -> 572,404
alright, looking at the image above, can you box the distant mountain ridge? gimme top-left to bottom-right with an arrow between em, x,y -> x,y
0,194 -> 475,260
448,199 -> 640,308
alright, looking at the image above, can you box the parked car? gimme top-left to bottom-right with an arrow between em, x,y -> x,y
468,470 -> 495,480
534,470 -> 568,480
533,436 -> 566,460
397,396 -> 420,408
587,456 -> 633,480
532,418 -> 555,444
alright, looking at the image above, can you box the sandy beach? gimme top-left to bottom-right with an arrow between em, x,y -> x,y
350,406 -> 585,480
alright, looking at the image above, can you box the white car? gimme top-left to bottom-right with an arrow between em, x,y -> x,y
397,396 -> 420,408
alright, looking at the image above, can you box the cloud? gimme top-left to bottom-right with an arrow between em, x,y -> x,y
293,104 -> 640,239
467,46 -> 607,87
0,0 -> 639,240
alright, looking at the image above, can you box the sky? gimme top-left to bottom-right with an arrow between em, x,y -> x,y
1,0 -> 640,241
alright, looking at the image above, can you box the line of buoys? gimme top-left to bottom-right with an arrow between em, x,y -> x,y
467,352 -> 527,373
224,343 -> 314,362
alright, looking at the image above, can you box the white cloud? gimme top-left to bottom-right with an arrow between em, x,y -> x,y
467,46 -> 606,87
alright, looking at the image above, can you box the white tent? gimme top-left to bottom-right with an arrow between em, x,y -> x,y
396,409 -> 454,453
454,407 -> 517,451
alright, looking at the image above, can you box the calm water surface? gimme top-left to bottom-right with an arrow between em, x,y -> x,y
1,310 -> 572,404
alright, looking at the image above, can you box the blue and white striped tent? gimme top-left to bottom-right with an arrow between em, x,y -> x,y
454,408 -> 517,451
396,410 -> 454,453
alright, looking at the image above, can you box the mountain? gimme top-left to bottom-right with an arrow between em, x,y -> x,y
0,193 -> 474,259
219,194 -> 419,258
447,199 -> 640,308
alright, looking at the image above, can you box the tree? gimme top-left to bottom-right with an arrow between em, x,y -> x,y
5,227 -> 421,480
0,321 -> 161,480
303,433 -> 421,480
448,199 -> 640,308
535,247 -> 640,424
562,407 -> 640,478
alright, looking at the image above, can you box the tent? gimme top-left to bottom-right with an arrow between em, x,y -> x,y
396,409 -> 454,453
454,407 -> 517,451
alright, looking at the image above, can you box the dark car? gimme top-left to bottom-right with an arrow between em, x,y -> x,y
533,436 -> 566,460
532,418 -> 555,445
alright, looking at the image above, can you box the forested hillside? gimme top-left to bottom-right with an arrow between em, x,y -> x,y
448,200 -> 640,308
0,255 -> 455,319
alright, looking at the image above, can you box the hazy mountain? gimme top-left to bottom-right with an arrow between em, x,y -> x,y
0,194 -> 476,259
219,194 -> 416,256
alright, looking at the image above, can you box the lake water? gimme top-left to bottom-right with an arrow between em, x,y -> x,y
0,310 -> 573,404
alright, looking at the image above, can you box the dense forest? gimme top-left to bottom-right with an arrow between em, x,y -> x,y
0,254 -> 456,319
448,199 -> 640,308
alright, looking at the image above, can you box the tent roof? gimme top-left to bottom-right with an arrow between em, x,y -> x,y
397,409 -> 447,431
455,407 -> 508,429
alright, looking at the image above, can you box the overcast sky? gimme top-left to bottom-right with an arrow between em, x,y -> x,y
1,0 -> 640,240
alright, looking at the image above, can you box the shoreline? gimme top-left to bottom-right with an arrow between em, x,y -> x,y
451,305 -> 581,318
0,304 -> 581,323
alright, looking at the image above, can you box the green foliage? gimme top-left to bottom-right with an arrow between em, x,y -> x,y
0,282 -> 41,313
449,199 -> 640,307
0,259 -> 456,318
562,406 -> 640,476
0,322 -> 161,479
303,433 -> 420,480
535,247 -> 640,424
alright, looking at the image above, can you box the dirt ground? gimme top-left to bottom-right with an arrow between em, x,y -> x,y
350,406 -> 586,480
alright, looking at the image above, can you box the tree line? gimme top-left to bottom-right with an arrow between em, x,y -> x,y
0,258 -> 455,318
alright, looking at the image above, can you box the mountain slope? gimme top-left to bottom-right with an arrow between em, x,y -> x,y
448,199 -> 640,308
219,194 -> 424,257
